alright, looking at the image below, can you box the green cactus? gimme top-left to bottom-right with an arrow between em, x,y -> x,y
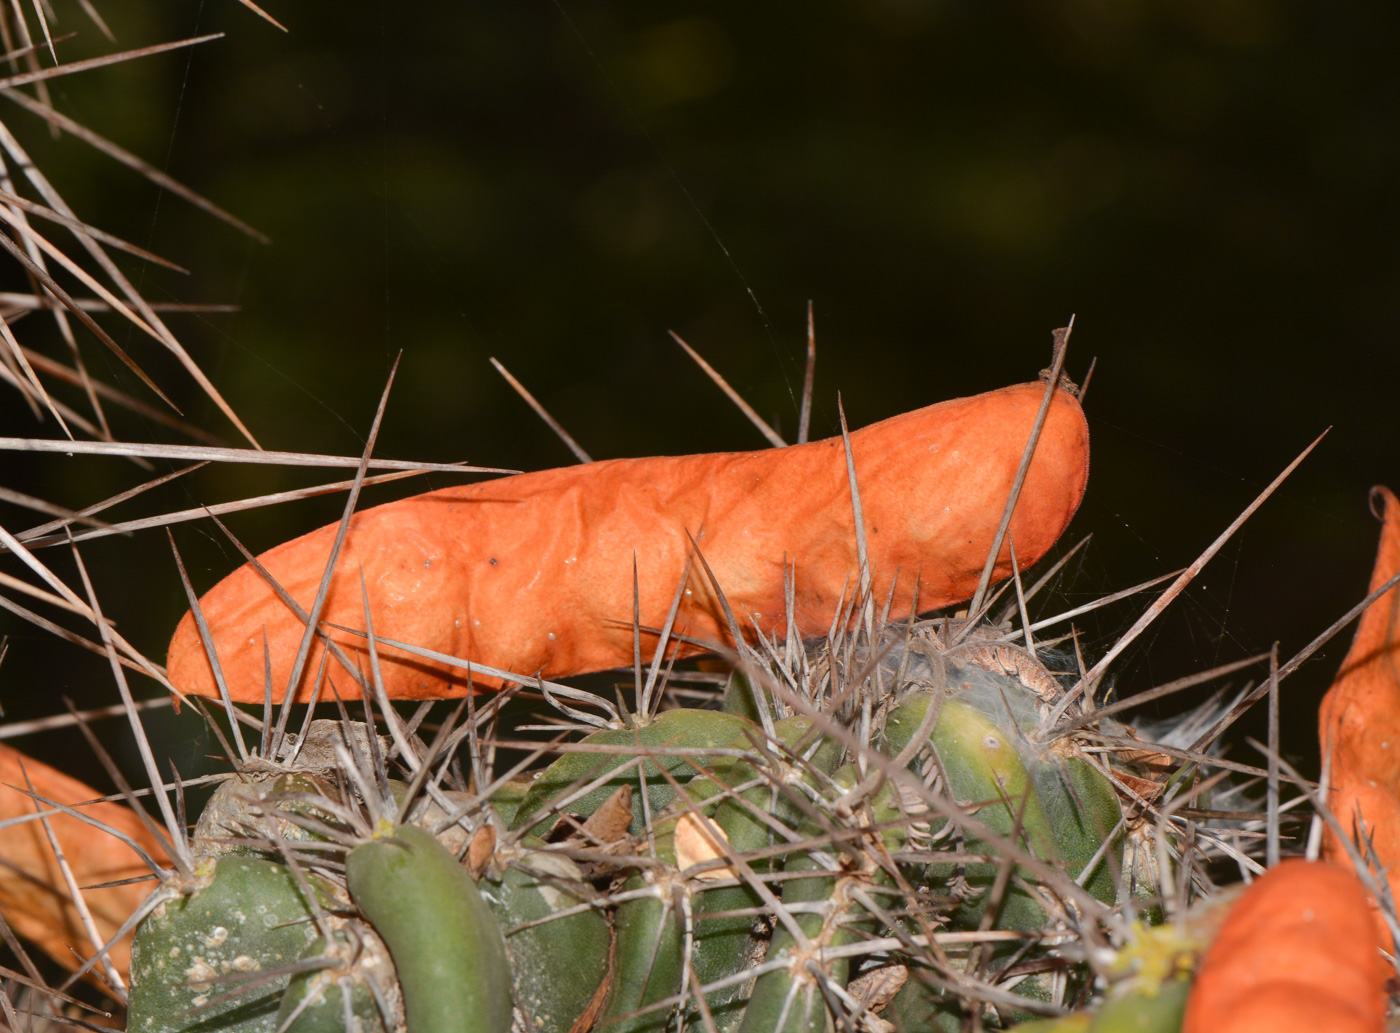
126,857 -> 333,1033
1000,977 -> 1190,1033
737,764 -> 907,1033
510,707 -> 758,838
884,673 -> 1124,931
274,934 -> 389,1033
599,866 -> 688,1033
482,844 -> 611,1033
0,15 -> 1325,1030
119,606 -> 1192,1033
344,825 -> 513,1033
678,715 -> 844,1028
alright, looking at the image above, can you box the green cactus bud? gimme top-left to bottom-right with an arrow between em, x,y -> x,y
345,825 -> 512,1033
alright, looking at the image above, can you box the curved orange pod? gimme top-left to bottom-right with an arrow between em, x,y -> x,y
1320,486 -> 1400,915
0,742 -> 167,980
1182,860 -> 1386,1033
167,381 -> 1089,703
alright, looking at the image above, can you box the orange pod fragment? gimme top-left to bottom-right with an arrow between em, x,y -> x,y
168,380 -> 1089,703
1181,859 -> 1386,1033
0,742 -> 167,980
1320,486 -> 1400,909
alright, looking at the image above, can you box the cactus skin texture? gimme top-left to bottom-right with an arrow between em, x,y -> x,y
275,934 -> 387,1033
511,707 -> 755,838
345,825 -> 512,1033
884,675 -> 1123,929
881,663 -> 1125,1029
1002,978 -> 1190,1033
683,715 -> 844,1029
600,868 -> 687,1033
737,765 -> 905,1033
126,857 -> 328,1033
482,847 -> 611,1033
193,772 -> 336,858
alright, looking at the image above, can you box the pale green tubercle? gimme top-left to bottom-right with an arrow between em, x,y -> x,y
345,825 -> 512,1033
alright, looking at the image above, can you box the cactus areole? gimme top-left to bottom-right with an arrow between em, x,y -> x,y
167,380 -> 1089,702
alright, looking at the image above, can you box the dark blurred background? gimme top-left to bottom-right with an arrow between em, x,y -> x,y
1,0 -> 1397,786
